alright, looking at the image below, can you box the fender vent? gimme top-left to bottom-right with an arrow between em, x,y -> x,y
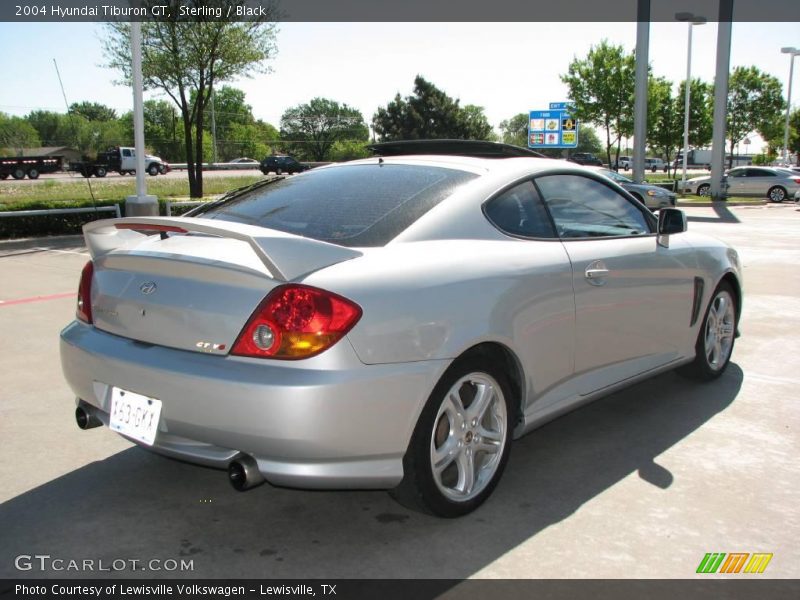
690,277 -> 705,326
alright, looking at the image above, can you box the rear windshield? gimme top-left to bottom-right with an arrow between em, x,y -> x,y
196,163 -> 477,247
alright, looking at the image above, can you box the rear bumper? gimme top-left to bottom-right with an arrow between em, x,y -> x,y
60,321 -> 447,489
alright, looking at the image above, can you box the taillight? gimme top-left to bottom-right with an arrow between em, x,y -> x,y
232,284 -> 362,360
76,261 -> 94,324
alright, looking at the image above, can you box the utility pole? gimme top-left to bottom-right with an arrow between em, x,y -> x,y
210,89 -> 218,164
710,0 -> 733,201
632,0 -> 650,184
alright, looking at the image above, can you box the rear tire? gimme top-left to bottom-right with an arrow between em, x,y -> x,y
147,164 -> 159,176
12,168 -> 25,180
768,186 -> 786,203
0,173 -> 8,180
27,168 -> 40,179
390,357 -> 514,517
678,282 -> 737,381
94,166 -> 107,178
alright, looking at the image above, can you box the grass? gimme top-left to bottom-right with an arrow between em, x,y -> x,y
0,175 -> 264,205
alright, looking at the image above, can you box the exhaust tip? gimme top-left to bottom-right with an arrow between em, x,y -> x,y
75,406 -> 102,430
228,455 -> 265,492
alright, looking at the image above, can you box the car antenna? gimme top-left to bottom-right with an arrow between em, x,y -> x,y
54,58 -> 99,216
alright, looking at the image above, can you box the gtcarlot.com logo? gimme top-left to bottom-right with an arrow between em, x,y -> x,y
14,554 -> 194,572
696,552 -> 773,574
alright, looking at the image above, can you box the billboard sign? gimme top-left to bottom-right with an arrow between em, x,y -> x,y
529,103 -> 578,149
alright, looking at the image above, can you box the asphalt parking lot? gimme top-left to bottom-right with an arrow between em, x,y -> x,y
0,204 -> 798,580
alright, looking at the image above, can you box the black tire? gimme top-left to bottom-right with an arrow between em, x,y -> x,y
27,168 -> 40,179
147,164 -> 159,176
0,173 -> 9,180
94,166 -> 107,178
697,184 -> 710,197
12,168 -> 25,180
390,356 -> 514,517
678,281 -> 737,381
768,186 -> 787,203
276,168 -> 283,175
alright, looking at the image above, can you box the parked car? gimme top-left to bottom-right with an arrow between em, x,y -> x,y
683,166 -> 800,202
260,155 -> 308,175
229,157 -> 259,165
615,156 -> 632,170
61,140 -> 742,517
644,157 -> 668,173
568,152 -> 604,167
589,167 -> 677,211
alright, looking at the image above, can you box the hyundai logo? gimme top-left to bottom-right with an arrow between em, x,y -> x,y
139,282 -> 157,295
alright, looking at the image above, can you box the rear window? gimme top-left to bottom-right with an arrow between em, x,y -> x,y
197,164 -> 477,247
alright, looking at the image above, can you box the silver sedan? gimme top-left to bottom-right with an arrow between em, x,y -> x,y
684,166 -> 800,202
589,167 -> 677,210
61,144 -> 742,517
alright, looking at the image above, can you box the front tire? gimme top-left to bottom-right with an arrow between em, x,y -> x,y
391,357 -> 514,517
678,282 -> 737,380
697,184 -> 710,197
12,167 -> 25,180
147,164 -> 159,176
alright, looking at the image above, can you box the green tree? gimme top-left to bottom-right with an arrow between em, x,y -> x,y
121,99 -> 184,161
726,66 -> 786,167
647,77 -> 682,176
103,1 -> 278,197
499,113 -> 528,148
280,98 -> 368,161
561,40 -> 636,168
789,108 -> 800,165
679,78 -> 714,150
373,76 -> 493,141
69,101 -> 118,122
575,126 -> 603,154
26,110 -> 73,146
0,112 -> 41,153
328,140 -> 371,162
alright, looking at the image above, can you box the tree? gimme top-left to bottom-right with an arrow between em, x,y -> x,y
679,79 -> 714,150
789,108 -> 800,165
575,126 -> 603,155
726,66 -> 785,168
0,112 -> 41,153
69,101 -> 118,122
121,99 -> 183,161
499,113 -> 528,148
561,40 -> 636,168
280,98 -> 368,161
373,76 -> 493,141
26,110 -> 72,146
103,2 -> 278,197
647,77 -> 682,176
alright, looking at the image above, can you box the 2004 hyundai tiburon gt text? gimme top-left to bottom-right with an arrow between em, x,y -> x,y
60,140 -> 742,517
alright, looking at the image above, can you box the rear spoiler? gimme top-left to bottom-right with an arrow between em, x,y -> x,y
82,216 -> 363,282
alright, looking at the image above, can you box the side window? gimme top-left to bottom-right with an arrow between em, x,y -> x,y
535,174 -> 651,239
484,181 -> 556,239
122,149 -> 131,157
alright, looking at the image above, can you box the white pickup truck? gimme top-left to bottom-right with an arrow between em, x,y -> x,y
68,147 -> 171,178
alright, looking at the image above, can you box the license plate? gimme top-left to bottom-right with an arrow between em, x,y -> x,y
109,387 -> 162,446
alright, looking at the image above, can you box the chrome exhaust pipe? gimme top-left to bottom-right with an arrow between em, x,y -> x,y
228,455 -> 265,491
75,405 -> 102,430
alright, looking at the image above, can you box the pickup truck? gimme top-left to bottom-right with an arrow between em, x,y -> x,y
69,147 -> 170,178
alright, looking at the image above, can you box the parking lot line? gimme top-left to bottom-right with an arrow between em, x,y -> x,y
0,291 -> 75,306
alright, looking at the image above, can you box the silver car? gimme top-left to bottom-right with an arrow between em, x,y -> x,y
590,167 -> 677,210
61,144 -> 742,517
684,166 -> 800,202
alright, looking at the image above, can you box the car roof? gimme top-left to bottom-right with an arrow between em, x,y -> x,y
369,139 -> 546,159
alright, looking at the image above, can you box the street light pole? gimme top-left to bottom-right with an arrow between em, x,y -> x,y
781,47 -> 799,165
676,13 -> 705,193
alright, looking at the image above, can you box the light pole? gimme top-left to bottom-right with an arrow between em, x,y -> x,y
781,47 -> 799,165
676,12 -> 705,193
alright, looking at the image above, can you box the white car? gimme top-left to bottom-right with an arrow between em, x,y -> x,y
61,140 -> 742,517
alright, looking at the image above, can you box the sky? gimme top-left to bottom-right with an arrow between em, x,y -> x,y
0,21 -> 798,153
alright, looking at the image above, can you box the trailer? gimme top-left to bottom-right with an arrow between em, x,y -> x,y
674,149 -> 712,170
0,155 -> 63,180
68,147 -> 170,178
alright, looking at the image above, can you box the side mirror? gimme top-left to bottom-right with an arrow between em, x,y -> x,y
658,208 -> 687,235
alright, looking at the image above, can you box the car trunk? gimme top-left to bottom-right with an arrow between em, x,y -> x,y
82,217 -> 363,356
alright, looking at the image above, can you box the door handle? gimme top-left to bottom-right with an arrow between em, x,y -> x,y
584,261 -> 609,285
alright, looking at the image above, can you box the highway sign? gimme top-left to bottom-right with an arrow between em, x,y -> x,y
529,104 -> 578,149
